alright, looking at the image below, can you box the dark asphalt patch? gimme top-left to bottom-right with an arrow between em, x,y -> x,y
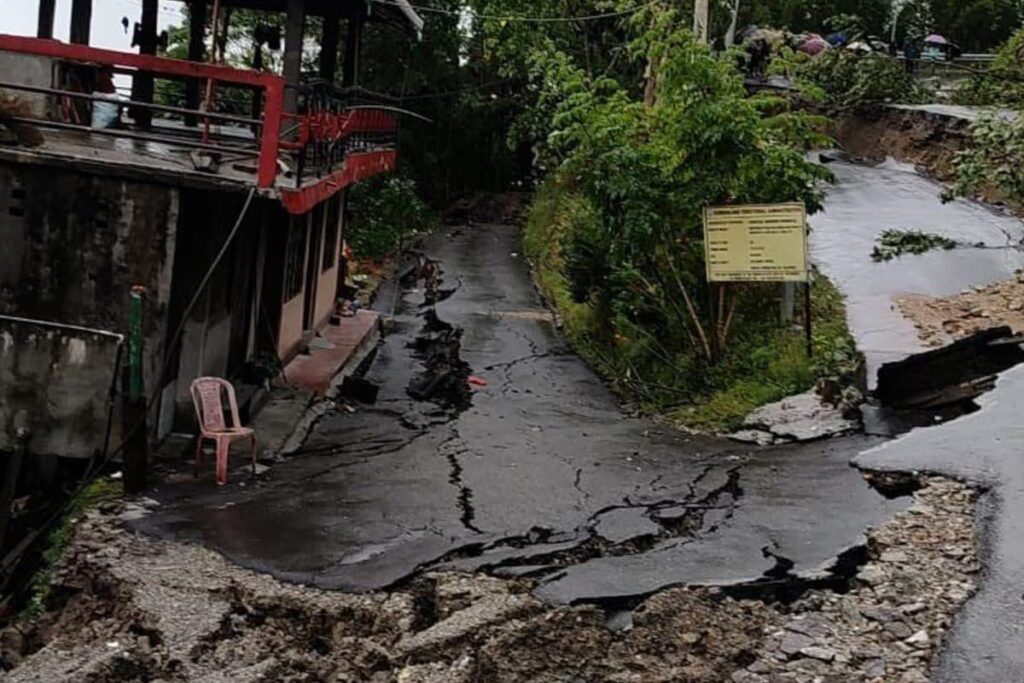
135,223 -> 907,610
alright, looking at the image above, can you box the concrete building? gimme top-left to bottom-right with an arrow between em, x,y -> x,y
0,0 -> 420,461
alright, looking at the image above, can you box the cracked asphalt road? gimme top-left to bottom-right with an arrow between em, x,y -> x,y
857,368 -> 1024,683
138,222 -> 905,604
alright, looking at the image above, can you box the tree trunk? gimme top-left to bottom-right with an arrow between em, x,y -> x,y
693,0 -> 710,44
643,59 -> 657,106
724,0 -> 740,48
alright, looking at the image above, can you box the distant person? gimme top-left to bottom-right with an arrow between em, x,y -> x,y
91,67 -> 121,129
904,37 -> 921,74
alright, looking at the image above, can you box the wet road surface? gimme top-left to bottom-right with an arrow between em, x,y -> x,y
138,223 -> 904,604
810,156 -> 1024,681
809,157 -> 1024,385
858,368 -> 1024,683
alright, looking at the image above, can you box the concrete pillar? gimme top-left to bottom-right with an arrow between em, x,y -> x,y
185,0 -> 207,126
283,0 -> 306,113
37,0 -> 57,39
131,0 -> 159,129
70,0 -> 93,45
343,10 -> 365,88
320,6 -> 341,85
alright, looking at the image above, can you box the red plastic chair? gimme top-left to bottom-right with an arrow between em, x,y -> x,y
190,377 -> 257,486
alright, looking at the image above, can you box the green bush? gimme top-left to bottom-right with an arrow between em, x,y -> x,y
953,27 -> 1024,107
348,176 -> 436,261
525,183 -> 857,432
520,15 -> 857,431
794,49 -> 933,109
946,113 -> 1024,208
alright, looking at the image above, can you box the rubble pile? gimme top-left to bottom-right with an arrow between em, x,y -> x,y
732,391 -> 861,445
0,478 -> 978,683
898,271 -> 1024,347
733,478 -> 979,683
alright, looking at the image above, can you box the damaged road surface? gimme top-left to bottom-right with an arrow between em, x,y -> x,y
136,223 -> 906,604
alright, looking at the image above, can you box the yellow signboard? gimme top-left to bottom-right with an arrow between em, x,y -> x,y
703,203 -> 809,283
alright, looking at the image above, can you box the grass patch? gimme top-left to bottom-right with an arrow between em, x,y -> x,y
676,275 -> 858,432
524,183 -> 858,434
20,477 -> 121,620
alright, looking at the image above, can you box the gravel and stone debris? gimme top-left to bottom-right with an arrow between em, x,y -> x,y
732,391 -> 861,445
0,477 -> 979,682
898,270 -> 1024,347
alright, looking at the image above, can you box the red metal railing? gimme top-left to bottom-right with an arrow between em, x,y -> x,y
0,34 -> 284,188
0,36 -> 400,212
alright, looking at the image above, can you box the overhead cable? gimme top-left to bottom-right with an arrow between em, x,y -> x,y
374,0 -> 658,23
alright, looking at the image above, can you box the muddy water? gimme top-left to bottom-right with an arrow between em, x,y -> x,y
808,157 -> 1024,386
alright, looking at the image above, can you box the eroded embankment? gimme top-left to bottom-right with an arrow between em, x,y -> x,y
834,106 -> 971,183
0,476 -> 978,683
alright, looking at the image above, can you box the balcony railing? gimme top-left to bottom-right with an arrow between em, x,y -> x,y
283,81 -> 398,188
0,35 -> 398,212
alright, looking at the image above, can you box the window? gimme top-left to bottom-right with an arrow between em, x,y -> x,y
283,217 -> 306,302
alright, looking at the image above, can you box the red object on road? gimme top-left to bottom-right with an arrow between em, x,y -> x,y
190,377 -> 258,486
468,376 -> 488,387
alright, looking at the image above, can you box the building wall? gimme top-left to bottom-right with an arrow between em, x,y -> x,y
268,193 -> 345,362
164,190 -> 266,431
0,51 -> 56,118
0,320 -> 121,459
0,162 -> 179,456
313,194 -> 343,329
277,214 -> 309,360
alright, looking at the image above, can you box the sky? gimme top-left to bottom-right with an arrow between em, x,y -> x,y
1,0 -> 185,51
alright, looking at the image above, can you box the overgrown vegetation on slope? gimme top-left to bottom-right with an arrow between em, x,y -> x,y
768,47 -> 933,110
513,13 -> 863,431
21,478 -> 121,620
347,176 -> 436,261
946,114 -> 1024,210
953,27 -> 1024,108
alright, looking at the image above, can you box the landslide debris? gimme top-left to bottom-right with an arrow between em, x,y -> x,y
898,270 -> 1024,347
871,229 -> 959,263
2,477 -> 979,683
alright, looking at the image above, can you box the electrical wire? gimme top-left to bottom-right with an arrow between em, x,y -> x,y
340,80 -> 514,103
0,186 -> 262,595
374,0 -> 658,23
156,186 -> 258,401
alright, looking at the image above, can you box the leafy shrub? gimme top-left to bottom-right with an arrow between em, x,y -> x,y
953,27 -> 1024,107
521,16 -> 855,425
562,220 -> 611,304
871,229 -> 959,261
796,49 -> 933,109
946,113 -> 1024,208
347,176 -> 436,261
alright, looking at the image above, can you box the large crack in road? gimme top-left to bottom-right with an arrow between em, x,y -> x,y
135,222 -> 907,609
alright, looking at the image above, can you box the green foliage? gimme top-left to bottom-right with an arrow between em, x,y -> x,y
347,176 -> 436,261
945,113 -> 1024,208
674,274 -> 858,432
739,0 -> 893,37
917,0 -> 1022,53
792,49 -> 933,109
520,17 -> 852,427
953,27 -> 1024,107
526,183 -> 857,432
21,478 -> 121,620
871,229 -> 958,261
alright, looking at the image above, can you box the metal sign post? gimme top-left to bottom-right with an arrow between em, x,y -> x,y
703,203 -> 813,357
